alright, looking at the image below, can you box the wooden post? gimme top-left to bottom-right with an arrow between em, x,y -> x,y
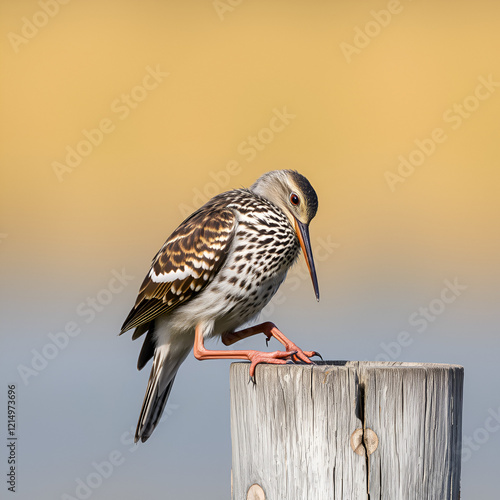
230,361 -> 463,500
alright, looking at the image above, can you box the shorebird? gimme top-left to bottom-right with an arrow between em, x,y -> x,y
120,170 -> 320,442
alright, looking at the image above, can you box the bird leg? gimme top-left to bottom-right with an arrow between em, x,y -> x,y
221,321 -> 320,365
194,324 -> 297,378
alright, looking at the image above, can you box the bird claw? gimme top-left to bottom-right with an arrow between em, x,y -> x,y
248,349 -> 298,379
245,336 -> 320,382
264,332 -> 273,348
281,342 -> 318,366
289,351 -> 316,365
302,350 -> 323,361
311,351 -> 323,361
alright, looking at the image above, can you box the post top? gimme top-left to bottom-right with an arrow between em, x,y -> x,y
230,360 -> 464,372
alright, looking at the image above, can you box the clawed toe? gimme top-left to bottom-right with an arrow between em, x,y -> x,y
246,344 -> 321,381
302,350 -> 323,361
290,351 -> 315,365
248,350 -> 297,378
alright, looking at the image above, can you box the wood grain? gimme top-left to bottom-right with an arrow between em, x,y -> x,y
230,361 -> 463,500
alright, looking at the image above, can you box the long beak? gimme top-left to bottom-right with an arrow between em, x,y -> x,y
294,218 -> 320,301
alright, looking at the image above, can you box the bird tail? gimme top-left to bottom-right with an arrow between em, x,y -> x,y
134,341 -> 190,443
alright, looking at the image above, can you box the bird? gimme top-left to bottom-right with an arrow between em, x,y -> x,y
120,169 -> 320,443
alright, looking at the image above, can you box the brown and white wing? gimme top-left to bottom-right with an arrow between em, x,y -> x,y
120,207 -> 236,335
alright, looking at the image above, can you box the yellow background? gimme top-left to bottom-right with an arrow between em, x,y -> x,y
1,1 -> 499,498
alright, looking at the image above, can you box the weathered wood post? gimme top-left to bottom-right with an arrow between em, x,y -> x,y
230,361 -> 463,500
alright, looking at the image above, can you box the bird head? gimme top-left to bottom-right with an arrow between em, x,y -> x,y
251,170 -> 320,301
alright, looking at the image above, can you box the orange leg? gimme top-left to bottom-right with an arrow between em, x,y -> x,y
193,324 -> 298,378
221,321 -> 320,365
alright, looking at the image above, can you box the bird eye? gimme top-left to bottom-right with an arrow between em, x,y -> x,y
290,193 -> 300,206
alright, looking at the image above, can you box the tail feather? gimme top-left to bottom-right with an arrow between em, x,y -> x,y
134,339 -> 191,443
135,376 -> 176,442
135,346 -> 172,442
137,327 -> 155,371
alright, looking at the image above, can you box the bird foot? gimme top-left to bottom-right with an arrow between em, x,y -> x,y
277,339 -> 317,365
247,349 -> 298,381
261,323 -> 320,366
290,350 -> 323,363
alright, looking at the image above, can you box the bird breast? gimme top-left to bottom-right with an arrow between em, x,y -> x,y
167,199 -> 300,337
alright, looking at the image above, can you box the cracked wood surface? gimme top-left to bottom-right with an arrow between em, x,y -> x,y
230,361 -> 463,500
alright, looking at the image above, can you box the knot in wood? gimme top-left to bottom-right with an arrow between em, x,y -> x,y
247,483 -> 266,500
350,427 -> 379,456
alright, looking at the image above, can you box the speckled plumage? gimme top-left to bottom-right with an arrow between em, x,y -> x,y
120,170 -> 319,442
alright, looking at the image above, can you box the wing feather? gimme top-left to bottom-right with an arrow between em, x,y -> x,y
120,206 -> 236,335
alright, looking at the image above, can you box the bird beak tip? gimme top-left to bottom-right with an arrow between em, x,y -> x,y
294,218 -> 320,302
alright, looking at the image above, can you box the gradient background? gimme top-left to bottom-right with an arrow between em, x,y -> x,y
1,1 -> 499,498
